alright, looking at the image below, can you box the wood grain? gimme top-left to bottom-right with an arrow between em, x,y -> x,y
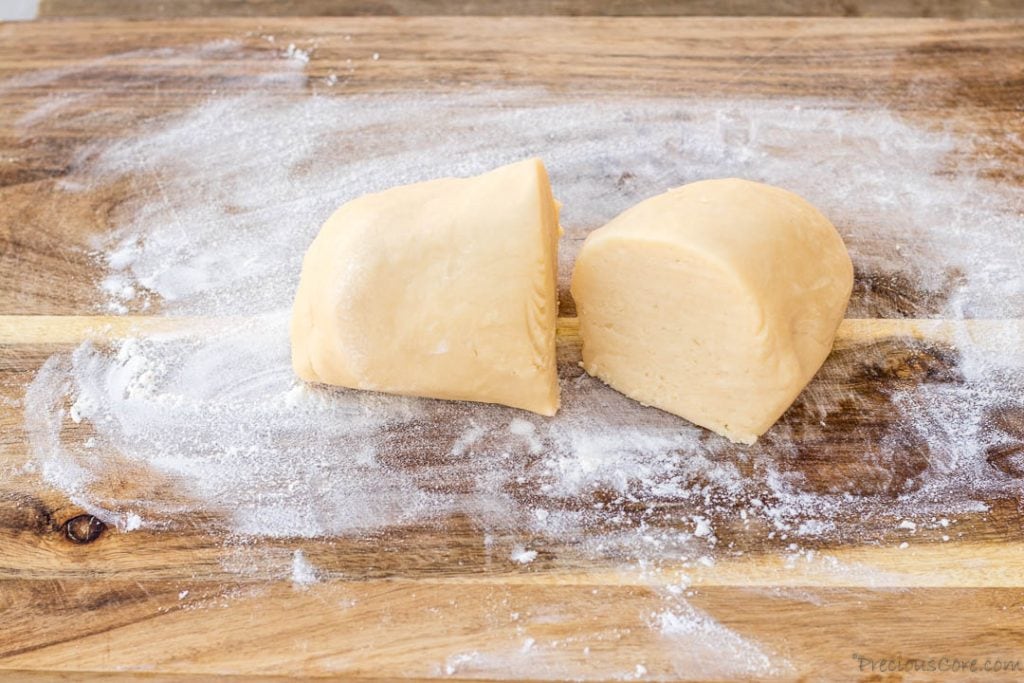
2,16 -> 1024,682
37,0 -> 1024,19
3,313 -> 1024,348
2,18 -> 1023,317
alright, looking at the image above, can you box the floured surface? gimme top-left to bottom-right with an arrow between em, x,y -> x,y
3,28 -> 1024,681
64,92 -> 1024,320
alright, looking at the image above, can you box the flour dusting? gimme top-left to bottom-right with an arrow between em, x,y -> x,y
11,42 -> 1024,680
54,91 -> 1023,320
291,549 -> 320,587
654,599 -> 784,678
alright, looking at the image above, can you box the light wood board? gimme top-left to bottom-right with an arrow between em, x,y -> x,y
1,17 -> 1024,681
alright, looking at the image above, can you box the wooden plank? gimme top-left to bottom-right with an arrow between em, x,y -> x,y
2,313 -> 1024,349
36,0 -> 1024,19
2,18 -> 1022,107
3,319 -> 1022,564
1,436 -> 1023,677
1,580 -> 1024,679
2,482 -> 1023,587
2,18 -> 1023,317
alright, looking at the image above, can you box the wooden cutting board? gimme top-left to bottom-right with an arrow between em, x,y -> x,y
2,16 -> 1023,681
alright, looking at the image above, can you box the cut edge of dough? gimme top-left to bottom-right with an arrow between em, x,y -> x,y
290,157 -> 562,416
571,178 -> 853,445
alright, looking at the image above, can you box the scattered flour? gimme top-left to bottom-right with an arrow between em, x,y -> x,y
32,90 -> 1019,320
9,42 -> 1024,680
283,43 -> 311,63
510,546 -> 538,564
509,418 -> 543,454
123,512 -> 143,532
655,599 -> 788,678
291,549 -> 319,587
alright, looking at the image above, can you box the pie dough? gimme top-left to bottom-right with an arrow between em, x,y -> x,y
570,178 -> 853,443
291,158 -> 561,415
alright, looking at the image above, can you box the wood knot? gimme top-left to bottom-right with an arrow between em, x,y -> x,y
65,515 -> 105,544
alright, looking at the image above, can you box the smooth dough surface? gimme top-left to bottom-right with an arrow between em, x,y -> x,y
291,158 -> 560,415
570,178 -> 853,444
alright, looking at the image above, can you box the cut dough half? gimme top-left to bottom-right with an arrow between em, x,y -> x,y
571,178 -> 853,443
291,158 -> 561,415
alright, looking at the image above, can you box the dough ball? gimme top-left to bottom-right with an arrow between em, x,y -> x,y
291,158 -> 561,415
570,178 -> 853,443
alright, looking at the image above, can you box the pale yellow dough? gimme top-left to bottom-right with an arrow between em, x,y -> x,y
571,178 -> 853,444
291,158 -> 561,415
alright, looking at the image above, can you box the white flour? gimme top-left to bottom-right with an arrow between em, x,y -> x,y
49,92 -> 1022,319
654,600 -> 785,678
291,549 -> 320,587
12,42 -> 1024,679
